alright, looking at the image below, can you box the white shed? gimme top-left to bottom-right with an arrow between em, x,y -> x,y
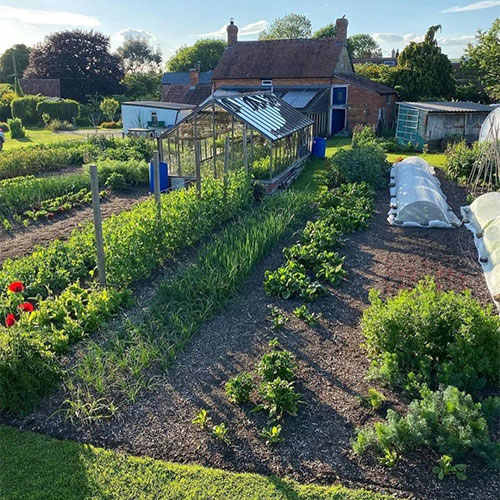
121,101 -> 196,135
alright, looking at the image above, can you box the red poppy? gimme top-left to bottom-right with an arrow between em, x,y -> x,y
5,313 -> 16,327
8,281 -> 24,293
18,302 -> 34,313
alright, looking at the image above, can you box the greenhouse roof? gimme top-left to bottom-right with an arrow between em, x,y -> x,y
160,93 -> 313,142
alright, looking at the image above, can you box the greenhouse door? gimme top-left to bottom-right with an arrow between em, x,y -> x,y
332,109 -> 346,134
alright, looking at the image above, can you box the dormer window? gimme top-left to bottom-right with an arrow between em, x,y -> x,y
261,79 -> 273,87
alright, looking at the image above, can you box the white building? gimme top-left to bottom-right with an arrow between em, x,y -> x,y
121,101 -> 196,136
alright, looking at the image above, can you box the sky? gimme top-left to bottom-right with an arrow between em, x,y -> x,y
0,0 -> 498,62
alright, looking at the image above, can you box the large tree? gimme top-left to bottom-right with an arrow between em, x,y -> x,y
167,39 -> 226,72
117,37 -> 162,74
462,18 -> 500,101
24,30 -> 123,101
348,34 -> 382,58
312,23 -> 337,39
122,72 -> 162,100
0,44 -> 30,84
395,25 -> 455,100
259,14 -> 312,40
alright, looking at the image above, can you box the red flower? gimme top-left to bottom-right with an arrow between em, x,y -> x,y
18,302 -> 34,313
5,313 -> 16,327
8,281 -> 24,293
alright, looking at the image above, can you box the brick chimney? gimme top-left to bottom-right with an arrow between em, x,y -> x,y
336,16 -> 348,43
227,18 -> 238,47
189,68 -> 199,88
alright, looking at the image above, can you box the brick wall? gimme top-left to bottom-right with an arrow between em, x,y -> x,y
20,79 -> 61,97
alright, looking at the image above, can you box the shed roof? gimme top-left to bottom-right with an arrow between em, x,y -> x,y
212,39 -> 346,79
399,101 -> 493,113
161,71 -> 213,85
161,93 -> 313,142
122,101 -> 196,110
334,72 -> 397,95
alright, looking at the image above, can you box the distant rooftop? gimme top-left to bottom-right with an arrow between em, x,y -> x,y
161,71 -> 213,85
399,101 -> 493,113
122,101 -> 196,110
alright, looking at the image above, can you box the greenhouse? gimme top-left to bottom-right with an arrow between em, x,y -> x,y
158,93 -> 314,193
388,157 -> 461,228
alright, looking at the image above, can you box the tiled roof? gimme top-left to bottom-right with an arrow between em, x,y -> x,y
334,72 -> 397,95
212,39 -> 346,79
161,71 -> 212,85
161,84 -> 212,106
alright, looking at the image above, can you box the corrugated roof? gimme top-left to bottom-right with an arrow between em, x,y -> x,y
212,39 -> 347,79
161,71 -> 212,85
160,93 -> 313,142
122,101 -> 196,110
399,101 -> 494,113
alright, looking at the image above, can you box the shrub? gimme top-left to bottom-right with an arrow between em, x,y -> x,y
327,144 -> 389,189
0,121 -> 9,132
353,386 -> 498,467
100,121 -> 122,129
11,95 -> 45,126
8,117 -> 25,139
352,125 -> 377,147
100,97 -> 119,122
47,120 -> 76,131
445,140 -> 484,181
257,340 -> 297,383
225,373 -> 253,404
36,99 -> 80,123
362,277 -> 500,394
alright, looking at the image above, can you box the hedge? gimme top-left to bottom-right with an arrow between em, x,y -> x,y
11,95 -> 45,126
37,99 -> 80,122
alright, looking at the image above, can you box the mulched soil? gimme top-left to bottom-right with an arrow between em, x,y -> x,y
3,171 -> 498,499
0,186 -> 150,265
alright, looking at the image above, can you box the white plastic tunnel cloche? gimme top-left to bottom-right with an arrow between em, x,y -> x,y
461,191 -> 500,308
388,157 -> 461,228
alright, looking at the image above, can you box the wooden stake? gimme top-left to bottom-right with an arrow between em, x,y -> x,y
153,150 -> 162,217
195,141 -> 202,199
224,136 -> 229,200
89,165 -> 106,288
243,125 -> 248,174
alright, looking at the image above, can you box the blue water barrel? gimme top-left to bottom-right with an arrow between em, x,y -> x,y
149,162 -> 169,193
312,137 -> 326,158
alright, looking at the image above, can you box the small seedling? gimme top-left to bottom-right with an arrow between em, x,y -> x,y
268,305 -> 289,329
225,373 -> 253,405
378,448 -> 399,467
432,455 -> 467,481
212,422 -> 230,444
366,388 -> 386,410
192,408 -> 211,429
293,304 -> 322,326
260,424 -> 284,446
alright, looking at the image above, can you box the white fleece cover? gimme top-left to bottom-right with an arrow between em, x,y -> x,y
388,157 -> 461,228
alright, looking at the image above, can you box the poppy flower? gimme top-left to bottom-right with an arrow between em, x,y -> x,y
5,313 -> 16,327
8,281 -> 24,293
18,302 -> 34,313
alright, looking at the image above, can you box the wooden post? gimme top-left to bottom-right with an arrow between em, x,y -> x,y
212,99 -> 217,177
156,136 -> 163,163
176,129 -> 181,176
195,141 -> 202,199
89,165 -> 106,288
243,125 -> 248,174
223,136 -> 229,200
269,141 -> 274,180
153,150 -> 162,218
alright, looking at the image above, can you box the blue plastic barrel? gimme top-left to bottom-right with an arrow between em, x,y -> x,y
149,161 -> 169,193
312,137 -> 326,158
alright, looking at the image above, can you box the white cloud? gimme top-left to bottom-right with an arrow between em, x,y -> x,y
197,20 -> 268,38
0,5 -> 100,26
441,0 -> 500,12
438,34 -> 475,45
110,28 -> 157,49
372,32 -> 423,44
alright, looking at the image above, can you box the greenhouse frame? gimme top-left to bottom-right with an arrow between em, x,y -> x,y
158,93 -> 314,193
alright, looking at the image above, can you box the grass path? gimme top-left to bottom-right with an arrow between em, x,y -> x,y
2,128 -> 83,151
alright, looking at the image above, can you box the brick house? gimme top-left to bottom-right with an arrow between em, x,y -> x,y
212,18 -> 397,136
161,69 -> 213,105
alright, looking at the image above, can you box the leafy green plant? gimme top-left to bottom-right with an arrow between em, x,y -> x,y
258,377 -> 301,420
192,408 -> 211,429
445,140 -> 485,182
257,339 -> 297,383
260,424 -> 284,446
365,388 -> 386,410
362,277 -> 500,395
212,422 -> 230,444
225,373 -> 253,405
293,304 -> 321,326
7,117 -> 25,139
378,448 -> 399,467
268,305 -> 289,329
432,455 -> 467,481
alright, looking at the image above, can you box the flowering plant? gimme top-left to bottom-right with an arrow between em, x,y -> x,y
2,281 -> 35,328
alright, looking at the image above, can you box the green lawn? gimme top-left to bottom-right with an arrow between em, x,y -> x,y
0,426 -> 396,500
386,152 -> 447,168
2,128 -> 83,151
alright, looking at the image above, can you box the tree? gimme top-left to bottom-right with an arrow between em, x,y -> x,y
258,14 -> 312,40
348,34 -> 382,58
24,30 -> 124,102
395,25 -> 455,100
167,39 -> 226,72
312,23 -> 337,39
100,97 -> 119,122
122,72 -> 162,100
117,38 -> 162,74
462,18 -> 500,101
0,45 -> 30,84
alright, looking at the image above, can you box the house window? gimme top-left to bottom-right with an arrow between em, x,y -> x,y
261,79 -> 273,87
151,112 -> 158,125
386,95 -> 392,105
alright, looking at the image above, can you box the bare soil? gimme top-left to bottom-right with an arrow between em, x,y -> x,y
3,172 -> 498,499
0,186 -> 150,265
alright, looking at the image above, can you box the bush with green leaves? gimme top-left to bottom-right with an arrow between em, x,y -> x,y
327,143 -> 389,189
257,340 -> 297,383
445,140 -> 485,181
353,385 -> 498,467
36,99 -> 80,123
7,117 -> 25,139
362,277 -> 500,395
225,373 -> 253,404
47,120 -> 76,132
11,95 -> 45,126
